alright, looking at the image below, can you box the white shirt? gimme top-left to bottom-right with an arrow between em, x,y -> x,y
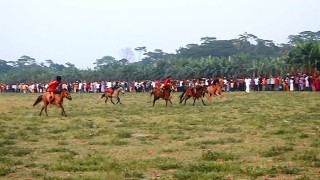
254,78 -> 259,85
245,78 -> 251,85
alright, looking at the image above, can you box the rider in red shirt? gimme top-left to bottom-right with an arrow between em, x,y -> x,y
163,76 -> 172,86
47,76 -> 62,106
161,76 -> 172,90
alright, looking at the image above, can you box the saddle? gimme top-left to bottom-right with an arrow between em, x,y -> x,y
106,88 -> 113,93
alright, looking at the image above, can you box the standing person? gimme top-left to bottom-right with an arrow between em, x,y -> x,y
270,75 -> 275,91
245,76 -> 251,93
290,77 -> 294,91
274,76 -> 279,91
47,76 -> 62,107
254,77 -> 259,91
78,80 -> 83,98
100,81 -> 106,93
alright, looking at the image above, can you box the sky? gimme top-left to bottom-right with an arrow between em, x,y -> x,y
0,0 -> 319,69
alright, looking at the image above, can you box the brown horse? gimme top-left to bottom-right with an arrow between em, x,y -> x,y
207,79 -> 226,102
150,84 -> 173,107
171,81 -> 178,92
101,86 -> 125,104
33,89 -> 72,117
179,86 -> 207,106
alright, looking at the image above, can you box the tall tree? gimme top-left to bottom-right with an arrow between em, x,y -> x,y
200,37 -> 217,44
17,55 -> 36,67
134,46 -> 147,61
0,59 -> 12,73
93,56 -> 117,69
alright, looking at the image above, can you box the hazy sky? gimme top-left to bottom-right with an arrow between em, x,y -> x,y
1,0 -> 319,69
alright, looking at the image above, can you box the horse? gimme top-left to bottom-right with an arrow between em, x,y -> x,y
101,86 -> 125,104
179,85 -> 207,106
33,88 -> 72,117
207,79 -> 226,102
150,84 -> 173,107
171,81 -> 178,92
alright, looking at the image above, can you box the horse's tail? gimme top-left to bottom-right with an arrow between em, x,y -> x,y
33,95 -> 43,107
101,93 -> 105,98
150,90 -> 154,98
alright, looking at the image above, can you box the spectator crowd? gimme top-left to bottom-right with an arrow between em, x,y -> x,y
1,72 -> 320,94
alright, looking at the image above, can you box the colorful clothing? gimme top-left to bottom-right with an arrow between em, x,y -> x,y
48,80 -> 60,92
163,78 -> 171,85
107,88 -> 113,93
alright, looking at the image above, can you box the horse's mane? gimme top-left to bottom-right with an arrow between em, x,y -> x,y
164,84 -> 172,90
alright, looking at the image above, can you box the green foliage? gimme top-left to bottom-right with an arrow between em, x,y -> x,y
1,31 -> 320,83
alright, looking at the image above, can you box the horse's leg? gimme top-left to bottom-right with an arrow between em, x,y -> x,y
39,106 -> 44,116
208,93 -> 213,102
61,105 -> 67,117
105,96 -> 108,103
153,97 -> 159,107
55,102 -> 67,117
153,97 -> 157,107
110,97 -> 115,104
192,97 -> 197,106
117,97 -> 121,104
41,99 -> 50,116
44,102 -> 49,116
59,104 -> 64,116
201,97 -> 206,106
179,96 -> 184,104
184,96 -> 190,105
217,91 -> 221,99
180,94 -> 187,104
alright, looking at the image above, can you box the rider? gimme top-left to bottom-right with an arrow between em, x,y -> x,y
161,76 -> 172,91
47,76 -> 62,107
111,81 -> 120,95
190,79 -> 197,94
212,76 -> 220,86
191,78 -> 204,94
160,76 -> 172,97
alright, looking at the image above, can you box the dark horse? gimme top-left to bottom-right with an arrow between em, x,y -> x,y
101,86 -> 125,104
179,86 -> 207,106
150,84 -> 173,107
33,89 -> 72,116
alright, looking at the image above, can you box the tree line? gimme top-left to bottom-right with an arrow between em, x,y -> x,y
1,31 -> 320,84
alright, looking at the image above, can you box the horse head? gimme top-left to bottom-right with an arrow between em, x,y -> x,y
61,89 -> 72,100
171,84 -> 177,92
118,87 -> 125,94
219,79 -> 224,87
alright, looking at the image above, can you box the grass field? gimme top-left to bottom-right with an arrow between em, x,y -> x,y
0,91 -> 319,179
